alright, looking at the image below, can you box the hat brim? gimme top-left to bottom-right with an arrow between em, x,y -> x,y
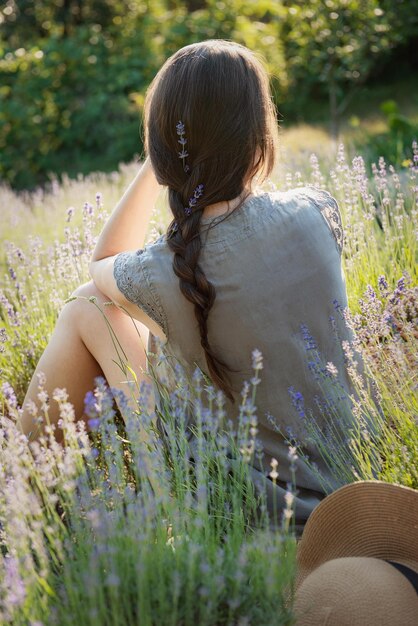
296,480 -> 418,589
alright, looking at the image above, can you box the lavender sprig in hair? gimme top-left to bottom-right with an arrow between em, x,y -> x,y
169,184 -> 205,236
176,120 -> 190,174
168,122 -> 204,236
184,184 -> 204,216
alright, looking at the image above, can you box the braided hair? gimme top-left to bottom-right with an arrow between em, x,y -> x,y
144,40 -> 279,402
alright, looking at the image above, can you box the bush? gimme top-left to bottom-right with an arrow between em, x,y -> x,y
364,101 -> 417,167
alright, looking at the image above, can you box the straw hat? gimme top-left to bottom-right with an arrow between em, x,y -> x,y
294,480 -> 418,625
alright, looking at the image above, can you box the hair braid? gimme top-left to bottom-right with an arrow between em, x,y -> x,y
166,186 -> 235,402
145,40 -> 280,402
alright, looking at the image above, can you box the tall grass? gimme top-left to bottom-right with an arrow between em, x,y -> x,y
0,141 -> 417,624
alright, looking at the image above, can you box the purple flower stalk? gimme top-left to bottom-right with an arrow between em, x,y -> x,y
2,381 -> 18,409
184,184 -> 204,217
396,277 -> 406,293
288,386 -> 306,419
8,266 -> 17,281
176,120 -> 190,173
84,390 -> 98,419
378,275 -> 388,292
300,324 -> 317,351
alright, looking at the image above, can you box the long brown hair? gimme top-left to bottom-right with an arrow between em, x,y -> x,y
144,40 -> 279,402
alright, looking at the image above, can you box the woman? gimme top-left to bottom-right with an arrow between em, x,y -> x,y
21,40 -> 354,533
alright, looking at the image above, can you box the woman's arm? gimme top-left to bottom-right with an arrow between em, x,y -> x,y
90,157 -> 161,263
88,157 -> 167,341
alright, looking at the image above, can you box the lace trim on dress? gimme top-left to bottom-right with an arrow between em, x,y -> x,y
113,250 -> 168,337
302,186 -> 344,256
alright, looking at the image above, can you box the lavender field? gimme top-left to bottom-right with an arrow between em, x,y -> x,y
0,144 -> 417,625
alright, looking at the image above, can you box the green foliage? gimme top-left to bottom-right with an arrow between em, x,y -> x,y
0,0 -> 416,188
281,0 -> 406,135
0,1 -> 167,188
369,101 -> 417,165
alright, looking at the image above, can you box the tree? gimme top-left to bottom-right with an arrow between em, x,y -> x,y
0,0 -> 288,188
0,0 -> 165,188
282,0 -> 396,137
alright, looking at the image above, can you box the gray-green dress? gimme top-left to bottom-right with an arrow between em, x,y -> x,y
114,186 -> 356,534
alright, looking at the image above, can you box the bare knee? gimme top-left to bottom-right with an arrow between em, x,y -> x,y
60,280 -> 131,339
57,281 -> 111,329
70,280 -> 109,302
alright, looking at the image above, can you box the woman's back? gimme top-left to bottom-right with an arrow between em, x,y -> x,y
114,185 -> 354,532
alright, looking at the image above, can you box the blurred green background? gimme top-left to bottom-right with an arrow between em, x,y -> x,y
1,0 -> 417,190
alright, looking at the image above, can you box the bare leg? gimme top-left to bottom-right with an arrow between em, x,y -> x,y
20,281 -> 153,440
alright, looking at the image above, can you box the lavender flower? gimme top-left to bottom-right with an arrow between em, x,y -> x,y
83,201 -> 94,216
0,292 -> 19,326
288,446 -> 298,464
88,417 -> 101,430
184,184 -> 204,217
84,390 -> 98,419
176,120 -> 190,173
300,324 -> 317,351
251,348 -> 263,370
325,362 -> 338,377
396,276 -> 406,293
378,275 -> 388,292
269,457 -> 279,480
288,386 -> 305,419
2,382 -> 17,410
